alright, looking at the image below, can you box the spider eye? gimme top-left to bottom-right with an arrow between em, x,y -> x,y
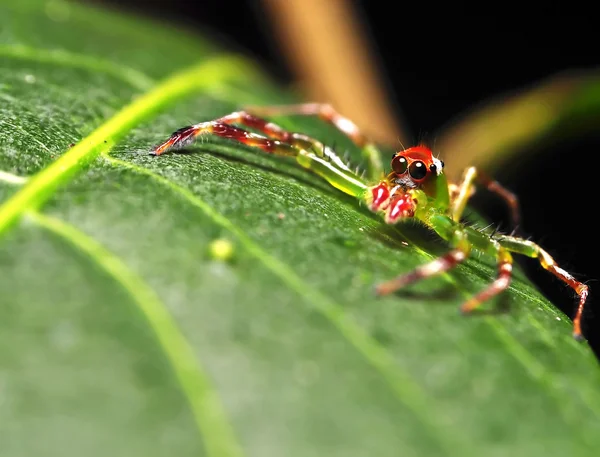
440,160 -> 445,168
392,156 -> 408,174
429,164 -> 437,173
409,161 -> 427,180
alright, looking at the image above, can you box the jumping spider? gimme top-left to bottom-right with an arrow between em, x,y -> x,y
151,103 -> 589,340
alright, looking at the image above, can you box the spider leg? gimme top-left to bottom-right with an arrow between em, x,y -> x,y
376,214 -> 515,316
245,103 -> 385,181
152,117 -> 368,197
459,246 -> 514,313
375,217 -> 472,295
375,243 -> 471,296
451,166 -> 521,229
496,234 -> 589,340
213,111 -> 361,176
377,212 -> 588,339
447,183 -> 462,201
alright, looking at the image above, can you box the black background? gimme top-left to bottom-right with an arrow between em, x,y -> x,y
92,0 -> 600,356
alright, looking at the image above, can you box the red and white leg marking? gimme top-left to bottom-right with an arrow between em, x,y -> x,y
539,250 -> 589,339
151,111 -> 298,156
460,249 -> 513,313
385,193 -> 416,224
246,103 -> 368,147
375,246 -> 470,296
151,122 -> 296,157
366,182 -> 392,212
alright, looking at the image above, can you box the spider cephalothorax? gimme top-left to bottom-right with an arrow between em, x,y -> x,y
391,145 -> 444,189
151,103 -> 590,340
366,145 -> 446,223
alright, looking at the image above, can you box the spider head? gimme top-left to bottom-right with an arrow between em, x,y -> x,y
390,145 -> 444,191
366,145 -> 447,223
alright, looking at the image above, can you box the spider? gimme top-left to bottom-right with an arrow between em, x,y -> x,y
151,102 -> 589,340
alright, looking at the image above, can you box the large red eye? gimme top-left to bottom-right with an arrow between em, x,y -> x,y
408,161 -> 427,180
392,156 -> 408,174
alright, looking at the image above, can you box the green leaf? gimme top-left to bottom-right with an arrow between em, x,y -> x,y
1,1 -> 599,456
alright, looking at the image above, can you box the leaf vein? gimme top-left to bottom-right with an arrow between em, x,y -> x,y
28,210 -> 244,457
0,44 -> 155,90
0,54 -> 264,238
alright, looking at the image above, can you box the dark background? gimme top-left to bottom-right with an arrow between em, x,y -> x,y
93,0 -> 600,356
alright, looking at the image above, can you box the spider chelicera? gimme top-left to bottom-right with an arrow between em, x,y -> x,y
151,103 -> 589,340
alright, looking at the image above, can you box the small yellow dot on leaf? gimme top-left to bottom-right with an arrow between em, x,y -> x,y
209,238 -> 235,261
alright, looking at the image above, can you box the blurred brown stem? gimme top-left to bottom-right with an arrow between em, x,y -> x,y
260,0 -> 407,146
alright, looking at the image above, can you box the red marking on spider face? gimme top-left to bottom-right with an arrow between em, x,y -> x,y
385,193 -> 415,223
402,145 -> 435,164
369,183 -> 390,211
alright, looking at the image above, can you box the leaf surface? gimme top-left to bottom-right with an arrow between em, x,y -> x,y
1,1 -> 599,457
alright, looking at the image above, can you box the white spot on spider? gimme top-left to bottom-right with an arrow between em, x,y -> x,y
432,157 -> 444,175
264,122 -> 281,132
420,259 -> 446,275
24,74 -> 36,84
394,176 -> 417,188
336,117 -> 358,133
555,316 -> 562,321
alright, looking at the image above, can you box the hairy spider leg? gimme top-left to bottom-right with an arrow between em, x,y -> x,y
459,246 -> 514,313
496,234 -> 589,340
151,114 -> 369,197
214,111 -> 362,176
376,212 -> 587,339
377,213 -> 518,314
452,166 -> 521,229
245,103 -> 385,181
375,229 -> 472,295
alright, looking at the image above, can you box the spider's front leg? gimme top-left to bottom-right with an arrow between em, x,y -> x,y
151,110 -> 370,197
151,108 -> 413,228
245,103 -> 385,181
363,182 -> 421,225
452,166 -> 521,230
